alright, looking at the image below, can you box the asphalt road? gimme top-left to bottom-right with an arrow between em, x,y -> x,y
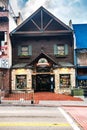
0,106 -> 81,130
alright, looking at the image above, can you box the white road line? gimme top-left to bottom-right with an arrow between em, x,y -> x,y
58,107 -> 81,130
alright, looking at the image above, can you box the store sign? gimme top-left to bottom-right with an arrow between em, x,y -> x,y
0,58 -> 9,68
60,74 -> 71,88
37,58 -> 49,67
0,44 -> 8,56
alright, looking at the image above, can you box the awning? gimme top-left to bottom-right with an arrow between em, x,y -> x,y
12,63 -> 33,69
58,62 -> 74,67
77,75 -> 87,80
77,66 -> 87,68
12,63 -> 27,69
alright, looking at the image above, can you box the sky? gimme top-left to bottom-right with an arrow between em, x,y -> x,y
9,0 -> 87,25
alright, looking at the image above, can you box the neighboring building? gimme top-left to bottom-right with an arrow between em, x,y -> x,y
0,1 -> 10,92
73,24 -> 87,89
0,0 -> 22,94
10,7 -> 75,94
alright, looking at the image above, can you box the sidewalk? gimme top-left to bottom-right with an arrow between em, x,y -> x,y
63,106 -> 87,130
0,97 -> 87,107
0,92 -> 87,107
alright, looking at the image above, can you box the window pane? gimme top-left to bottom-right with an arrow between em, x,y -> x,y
60,74 -> 71,88
57,46 -> 64,55
21,46 -> 29,56
58,46 -> 64,51
16,75 -> 27,89
78,80 -> 87,87
21,47 -> 28,52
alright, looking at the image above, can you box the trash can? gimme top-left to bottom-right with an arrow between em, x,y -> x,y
31,99 -> 34,104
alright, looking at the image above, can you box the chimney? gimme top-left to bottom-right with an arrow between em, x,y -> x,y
69,19 -> 72,28
16,12 -> 23,25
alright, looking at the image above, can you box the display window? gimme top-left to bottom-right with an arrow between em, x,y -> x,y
78,80 -> 87,88
16,75 -> 27,89
60,74 -> 71,88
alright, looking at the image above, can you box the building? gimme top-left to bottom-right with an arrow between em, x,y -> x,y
73,24 -> 87,89
0,0 -> 22,95
10,6 -> 75,94
0,0 -> 10,93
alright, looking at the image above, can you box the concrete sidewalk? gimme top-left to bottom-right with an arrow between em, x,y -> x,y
0,97 -> 87,107
63,106 -> 87,130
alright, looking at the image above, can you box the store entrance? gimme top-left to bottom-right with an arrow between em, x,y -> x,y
32,74 -> 54,92
36,74 -> 50,92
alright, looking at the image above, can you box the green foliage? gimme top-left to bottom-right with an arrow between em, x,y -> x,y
71,89 -> 84,96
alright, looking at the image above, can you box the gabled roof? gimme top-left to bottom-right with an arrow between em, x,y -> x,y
27,52 -> 57,66
73,24 -> 87,49
11,6 -> 72,36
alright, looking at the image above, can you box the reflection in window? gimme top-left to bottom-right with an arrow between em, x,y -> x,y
21,46 -> 29,56
60,74 -> 71,88
57,46 -> 65,55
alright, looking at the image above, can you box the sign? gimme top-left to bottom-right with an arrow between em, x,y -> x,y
0,58 -> 9,68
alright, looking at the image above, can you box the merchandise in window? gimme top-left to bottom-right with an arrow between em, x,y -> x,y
60,74 -> 71,88
78,80 -> 87,87
16,75 -> 27,89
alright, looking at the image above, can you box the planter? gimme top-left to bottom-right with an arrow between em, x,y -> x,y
71,88 -> 84,96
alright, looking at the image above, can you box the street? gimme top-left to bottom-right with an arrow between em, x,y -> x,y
0,106 -> 81,130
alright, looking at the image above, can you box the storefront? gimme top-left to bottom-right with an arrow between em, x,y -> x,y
77,75 -> 87,88
11,65 -> 75,94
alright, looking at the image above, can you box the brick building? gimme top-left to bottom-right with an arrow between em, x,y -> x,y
0,0 -> 22,95
0,1 -> 10,93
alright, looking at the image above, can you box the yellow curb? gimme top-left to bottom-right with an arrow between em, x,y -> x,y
0,122 -> 70,127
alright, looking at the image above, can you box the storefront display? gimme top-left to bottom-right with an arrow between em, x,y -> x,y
60,74 -> 71,88
16,75 -> 27,89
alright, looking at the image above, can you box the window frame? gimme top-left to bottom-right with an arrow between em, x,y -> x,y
18,45 -> 32,58
54,44 -> 68,57
16,75 -> 27,90
59,74 -> 71,88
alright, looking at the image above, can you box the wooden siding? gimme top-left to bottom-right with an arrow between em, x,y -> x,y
12,34 -> 74,65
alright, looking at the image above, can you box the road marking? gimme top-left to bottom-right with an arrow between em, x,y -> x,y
0,122 -> 70,127
58,107 -> 81,130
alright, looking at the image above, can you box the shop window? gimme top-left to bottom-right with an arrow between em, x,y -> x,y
78,80 -> 87,88
16,75 -> 27,89
0,32 -> 7,56
60,74 -> 71,88
18,45 -> 32,57
54,44 -> 68,56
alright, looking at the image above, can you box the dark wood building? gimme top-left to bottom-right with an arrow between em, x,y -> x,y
10,7 -> 75,93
